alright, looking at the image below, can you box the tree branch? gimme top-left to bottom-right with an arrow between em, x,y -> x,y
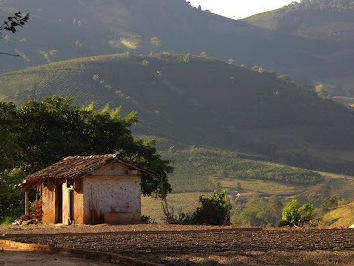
0,52 -> 20,57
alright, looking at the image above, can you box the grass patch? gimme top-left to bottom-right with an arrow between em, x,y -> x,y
321,202 -> 354,228
0,216 -> 13,226
216,178 -> 304,195
163,146 -> 323,193
142,193 -> 203,223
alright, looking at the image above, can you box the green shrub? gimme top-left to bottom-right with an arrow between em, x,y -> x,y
141,215 -> 155,224
278,220 -> 291,227
161,200 -> 193,225
279,199 -> 315,227
0,169 -> 25,223
298,204 -> 315,225
0,216 -> 13,226
193,190 -> 232,225
162,190 -> 232,225
235,196 -> 283,226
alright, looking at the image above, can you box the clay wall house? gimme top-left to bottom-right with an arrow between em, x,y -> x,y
18,154 -> 155,225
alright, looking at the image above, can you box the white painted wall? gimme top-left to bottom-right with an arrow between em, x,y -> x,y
82,162 -> 141,224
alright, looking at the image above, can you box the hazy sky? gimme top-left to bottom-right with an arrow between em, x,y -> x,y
188,0 -> 299,19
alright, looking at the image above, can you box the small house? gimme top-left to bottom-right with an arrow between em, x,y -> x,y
19,154 -> 154,225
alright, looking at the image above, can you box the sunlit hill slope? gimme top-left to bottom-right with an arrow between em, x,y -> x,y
1,53 -> 354,176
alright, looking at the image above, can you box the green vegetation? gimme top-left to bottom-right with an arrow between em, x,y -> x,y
311,196 -> 354,227
0,169 -> 24,223
163,146 -> 323,193
245,0 -> 354,97
193,190 -> 232,225
1,0 -> 354,97
0,53 -> 352,225
0,1 -> 352,227
138,137 -> 321,196
233,196 -> 283,226
275,0 -> 354,42
162,190 -> 232,225
279,0 -> 354,13
296,173 -> 354,207
142,191 -> 354,227
0,96 -> 173,223
142,192 -> 202,223
320,202 -> 354,227
279,199 -> 315,227
141,165 -> 353,226
320,196 -> 340,214
246,0 -> 354,39
0,53 -> 353,176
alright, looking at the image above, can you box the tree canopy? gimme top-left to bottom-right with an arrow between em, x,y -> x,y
279,198 -> 314,226
282,0 -> 354,12
0,96 -> 173,199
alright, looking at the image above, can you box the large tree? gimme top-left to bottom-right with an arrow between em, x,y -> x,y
0,96 -> 173,199
0,102 -> 20,170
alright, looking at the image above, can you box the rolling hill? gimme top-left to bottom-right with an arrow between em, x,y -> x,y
320,202 -> 354,227
1,0 -> 353,226
245,0 -> 354,97
1,0 -> 354,96
1,53 -> 354,176
141,144 -> 354,223
140,141 -> 354,224
153,137 -> 354,202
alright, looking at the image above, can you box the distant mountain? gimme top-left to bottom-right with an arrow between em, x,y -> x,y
1,53 -> 353,174
0,0 -> 296,72
245,0 -> 354,96
1,0 -> 354,96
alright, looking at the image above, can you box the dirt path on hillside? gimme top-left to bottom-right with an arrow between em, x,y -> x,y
1,226 -> 353,265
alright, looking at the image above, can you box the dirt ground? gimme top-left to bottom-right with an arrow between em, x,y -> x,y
1,225 -> 353,265
0,224 -> 224,235
0,251 -> 117,266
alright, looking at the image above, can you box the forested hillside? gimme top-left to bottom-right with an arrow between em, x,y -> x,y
245,0 -> 354,97
1,53 -> 353,175
1,0 -> 354,96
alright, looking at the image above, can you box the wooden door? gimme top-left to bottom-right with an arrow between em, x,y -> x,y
69,190 -> 75,224
55,184 -> 63,223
